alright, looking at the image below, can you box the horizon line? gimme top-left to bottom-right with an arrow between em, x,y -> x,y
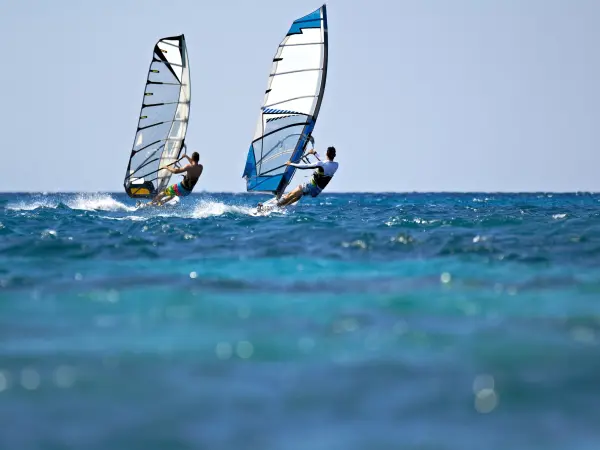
0,190 -> 599,195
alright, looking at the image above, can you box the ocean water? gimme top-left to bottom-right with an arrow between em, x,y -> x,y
1,192 -> 600,450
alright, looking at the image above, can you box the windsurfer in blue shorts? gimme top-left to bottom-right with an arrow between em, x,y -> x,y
150,151 -> 203,206
276,146 -> 338,208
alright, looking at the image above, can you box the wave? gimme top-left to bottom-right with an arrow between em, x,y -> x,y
66,194 -> 136,212
3,193 -> 296,221
6,197 -> 58,211
98,215 -> 149,222
191,200 -> 255,219
5,194 -> 135,212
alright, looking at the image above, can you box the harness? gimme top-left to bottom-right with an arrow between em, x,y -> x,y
182,174 -> 198,191
310,167 -> 332,189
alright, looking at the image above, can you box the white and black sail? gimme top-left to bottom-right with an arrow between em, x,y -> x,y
124,35 -> 191,198
242,5 -> 328,197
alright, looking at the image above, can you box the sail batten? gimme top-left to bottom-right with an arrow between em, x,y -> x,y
124,34 -> 191,199
243,5 -> 328,196
279,42 -> 324,47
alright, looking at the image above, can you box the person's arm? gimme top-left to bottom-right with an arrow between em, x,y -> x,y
305,149 -> 322,161
285,161 -> 321,169
164,164 -> 190,174
170,154 -> 190,169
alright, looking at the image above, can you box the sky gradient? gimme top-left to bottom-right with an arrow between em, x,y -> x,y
1,0 -> 599,192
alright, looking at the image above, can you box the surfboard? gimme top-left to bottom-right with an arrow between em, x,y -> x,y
135,196 -> 181,210
253,197 -> 280,215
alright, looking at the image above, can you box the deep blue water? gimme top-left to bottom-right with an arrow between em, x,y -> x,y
1,192 -> 600,449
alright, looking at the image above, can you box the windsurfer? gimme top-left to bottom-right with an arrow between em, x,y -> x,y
275,146 -> 338,208
150,152 -> 203,206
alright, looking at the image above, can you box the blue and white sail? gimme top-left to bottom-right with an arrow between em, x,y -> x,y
243,5 -> 328,196
124,35 -> 191,198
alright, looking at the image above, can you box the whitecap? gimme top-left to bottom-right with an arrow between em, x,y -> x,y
191,200 -> 255,219
98,215 -> 148,222
66,194 -> 136,212
6,199 -> 58,211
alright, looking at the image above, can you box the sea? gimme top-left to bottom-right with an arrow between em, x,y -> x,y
1,192 -> 600,450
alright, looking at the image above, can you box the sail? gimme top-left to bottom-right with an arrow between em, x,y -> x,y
243,4 -> 328,196
124,35 -> 191,198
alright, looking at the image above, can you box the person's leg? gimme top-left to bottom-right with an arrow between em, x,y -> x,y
151,184 -> 175,205
148,191 -> 165,205
277,185 -> 303,207
157,195 -> 174,206
273,193 -> 289,207
288,196 -> 302,206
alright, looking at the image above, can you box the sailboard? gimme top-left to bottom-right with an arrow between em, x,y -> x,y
124,35 -> 191,199
242,4 -> 328,206
134,196 -> 180,210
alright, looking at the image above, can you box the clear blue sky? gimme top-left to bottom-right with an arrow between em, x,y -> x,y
1,0 -> 599,192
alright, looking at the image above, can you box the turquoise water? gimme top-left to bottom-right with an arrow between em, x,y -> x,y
1,192 -> 600,449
